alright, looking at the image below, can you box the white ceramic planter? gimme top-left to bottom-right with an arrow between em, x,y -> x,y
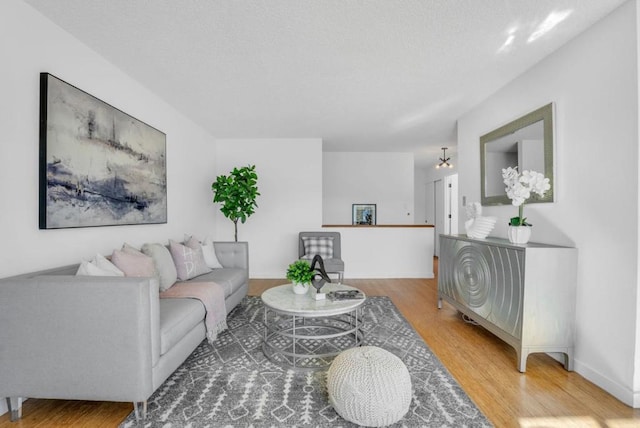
507,226 -> 532,244
292,282 -> 309,294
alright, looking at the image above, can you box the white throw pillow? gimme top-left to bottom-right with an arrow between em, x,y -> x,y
92,253 -> 125,276
76,260 -> 123,277
201,237 -> 223,269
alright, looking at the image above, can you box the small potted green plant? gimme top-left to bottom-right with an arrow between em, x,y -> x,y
286,260 -> 313,294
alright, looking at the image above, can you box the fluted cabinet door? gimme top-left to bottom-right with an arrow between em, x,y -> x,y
438,235 -> 576,372
482,245 -> 524,338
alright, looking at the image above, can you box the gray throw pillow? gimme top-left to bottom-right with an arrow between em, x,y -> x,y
142,243 -> 178,292
301,236 -> 334,259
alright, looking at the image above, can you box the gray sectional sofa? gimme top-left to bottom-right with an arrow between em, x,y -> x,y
0,241 -> 248,422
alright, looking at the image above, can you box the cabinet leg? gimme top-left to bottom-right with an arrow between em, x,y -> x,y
7,397 -> 22,421
518,349 -> 528,373
563,350 -> 574,371
437,296 -> 442,309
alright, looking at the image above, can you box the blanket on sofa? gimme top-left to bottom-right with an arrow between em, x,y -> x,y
160,281 -> 227,343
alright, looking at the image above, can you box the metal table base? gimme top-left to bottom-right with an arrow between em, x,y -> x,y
262,306 -> 364,369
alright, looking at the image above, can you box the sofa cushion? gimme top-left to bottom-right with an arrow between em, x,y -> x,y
169,239 -> 211,281
111,249 -> 157,278
201,238 -> 223,269
142,243 -> 178,292
183,236 -> 222,269
76,260 -> 123,276
187,268 -> 247,298
93,254 -> 125,276
158,298 -> 205,356
320,258 -> 345,273
301,236 -> 334,259
122,243 -> 150,257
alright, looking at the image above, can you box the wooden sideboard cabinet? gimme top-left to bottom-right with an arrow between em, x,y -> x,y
438,234 -> 577,372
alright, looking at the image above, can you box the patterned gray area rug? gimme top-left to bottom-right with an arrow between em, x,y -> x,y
121,296 -> 492,427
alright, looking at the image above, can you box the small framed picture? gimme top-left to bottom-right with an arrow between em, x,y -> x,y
352,204 -> 376,225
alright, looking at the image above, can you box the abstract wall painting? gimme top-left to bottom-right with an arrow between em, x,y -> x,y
39,73 -> 167,229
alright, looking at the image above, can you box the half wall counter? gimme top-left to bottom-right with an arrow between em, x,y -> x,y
321,225 -> 434,279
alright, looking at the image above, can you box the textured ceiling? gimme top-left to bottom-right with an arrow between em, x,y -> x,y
23,0 -> 626,166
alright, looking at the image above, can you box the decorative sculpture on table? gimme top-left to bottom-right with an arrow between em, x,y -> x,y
464,202 -> 497,239
310,255 -> 332,300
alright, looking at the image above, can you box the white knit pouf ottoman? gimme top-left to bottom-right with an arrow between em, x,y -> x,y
327,346 -> 412,427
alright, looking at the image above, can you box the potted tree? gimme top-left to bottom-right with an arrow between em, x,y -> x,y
211,165 -> 260,241
286,260 -> 314,294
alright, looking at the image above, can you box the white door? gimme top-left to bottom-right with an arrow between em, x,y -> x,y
434,179 -> 444,256
434,174 -> 459,257
444,174 -> 459,235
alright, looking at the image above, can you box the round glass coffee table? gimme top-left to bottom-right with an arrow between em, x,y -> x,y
261,283 -> 366,369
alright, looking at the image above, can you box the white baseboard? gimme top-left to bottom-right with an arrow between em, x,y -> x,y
573,358 -> 637,408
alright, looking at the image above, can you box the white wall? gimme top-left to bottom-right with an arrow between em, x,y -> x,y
458,0 -> 639,406
323,226 -> 434,278
0,0 -> 220,416
214,139 -> 323,278
636,0 -> 640,400
323,152 -> 414,225
414,167 -> 430,225
0,0 -> 217,278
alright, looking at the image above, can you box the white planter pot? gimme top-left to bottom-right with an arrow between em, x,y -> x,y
292,282 -> 309,294
507,226 -> 532,244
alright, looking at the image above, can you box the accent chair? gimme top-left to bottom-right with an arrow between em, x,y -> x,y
298,231 -> 344,283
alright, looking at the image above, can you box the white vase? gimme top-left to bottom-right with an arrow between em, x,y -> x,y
292,282 -> 309,294
507,226 -> 531,244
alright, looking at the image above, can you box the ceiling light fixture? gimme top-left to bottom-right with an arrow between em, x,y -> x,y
436,147 -> 453,169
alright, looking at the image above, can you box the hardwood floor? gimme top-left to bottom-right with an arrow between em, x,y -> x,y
2,268 -> 639,427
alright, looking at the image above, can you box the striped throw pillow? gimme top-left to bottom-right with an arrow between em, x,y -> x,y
301,237 -> 334,260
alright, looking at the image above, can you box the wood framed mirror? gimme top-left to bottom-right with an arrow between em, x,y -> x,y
480,103 -> 554,206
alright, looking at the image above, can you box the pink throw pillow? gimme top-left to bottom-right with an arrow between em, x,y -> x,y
111,249 -> 156,278
169,239 -> 211,281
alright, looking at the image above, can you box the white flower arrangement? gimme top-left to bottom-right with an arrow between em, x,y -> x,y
502,166 -> 551,226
